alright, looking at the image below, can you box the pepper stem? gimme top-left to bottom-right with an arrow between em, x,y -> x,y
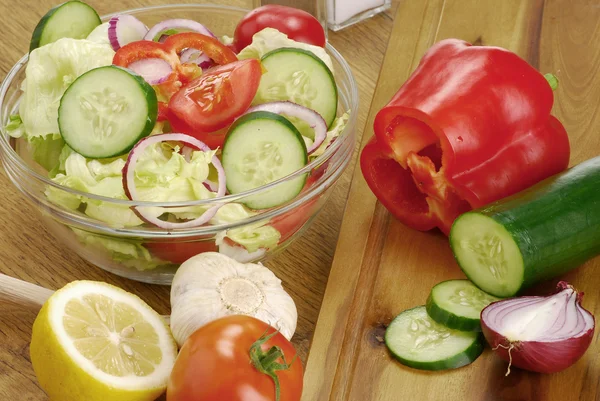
249,330 -> 295,401
544,73 -> 559,91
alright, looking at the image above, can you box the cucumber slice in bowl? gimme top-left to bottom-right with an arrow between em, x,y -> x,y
255,48 -> 338,127
58,66 -> 158,159
385,306 -> 484,371
426,280 -> 500,332
222,111 -> 308,210
30,1 -> 101,52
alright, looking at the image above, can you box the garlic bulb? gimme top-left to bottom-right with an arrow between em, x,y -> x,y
170,252 -> 297,347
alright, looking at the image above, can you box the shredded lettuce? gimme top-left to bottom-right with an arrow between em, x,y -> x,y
48,152 -> 142,226
72,229 -> 171,271
47,142 -> 221,227
238,28 -> 334,72
19,38 -> 114,140
310,112 -> 350,159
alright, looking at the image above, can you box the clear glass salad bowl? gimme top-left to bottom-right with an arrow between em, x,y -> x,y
0,4 -> 358,284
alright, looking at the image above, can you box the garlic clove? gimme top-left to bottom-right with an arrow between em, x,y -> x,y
170,252 -> 297,347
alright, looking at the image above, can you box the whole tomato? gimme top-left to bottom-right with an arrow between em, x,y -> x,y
167,315 -> 303,401
233,5 -> 326,52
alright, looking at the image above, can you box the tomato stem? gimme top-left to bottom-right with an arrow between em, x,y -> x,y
249,330 -> 294,401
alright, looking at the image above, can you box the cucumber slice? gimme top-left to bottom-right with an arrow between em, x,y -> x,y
385,306 -> 484,371
426,280 -> 500,332
450,156 -> 600,298
222,111 -> 308,210
30,1 -> 101,52
255,48 -> 338,127
58,66 -> 158,159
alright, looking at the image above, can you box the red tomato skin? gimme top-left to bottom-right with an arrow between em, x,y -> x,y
168,59 -> 261,145
233,5 -> 326,52
144,239 -> 217,265
271,174 -> 321,243
167,316 -> 303,401
167,110 -> 230,150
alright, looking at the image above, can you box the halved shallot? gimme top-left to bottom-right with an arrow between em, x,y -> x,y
245,101 -> 328,155
123,133 -> 226,229
481,281 -> 595,375
108,15 -> 149,51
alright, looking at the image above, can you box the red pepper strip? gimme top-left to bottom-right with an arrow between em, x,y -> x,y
163,32 -> 238,67
361,39 -> 570,234
113,33 -> 238,98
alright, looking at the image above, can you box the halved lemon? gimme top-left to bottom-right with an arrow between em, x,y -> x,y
30,281 -> 177,401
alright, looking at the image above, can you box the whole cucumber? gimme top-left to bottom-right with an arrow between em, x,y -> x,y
450,156 -> 600,297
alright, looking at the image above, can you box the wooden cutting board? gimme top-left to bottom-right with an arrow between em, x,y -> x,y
303,1 -> 600,400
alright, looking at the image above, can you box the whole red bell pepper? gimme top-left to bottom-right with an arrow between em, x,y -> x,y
361,39 -> 570,234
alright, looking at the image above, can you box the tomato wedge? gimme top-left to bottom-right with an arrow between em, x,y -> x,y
168,59 -> 262,147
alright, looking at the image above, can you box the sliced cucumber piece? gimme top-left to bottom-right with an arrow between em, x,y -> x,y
30,1 -> 101,52
426,280 -> 500,332
255,48 -> 338,127
385,306 -> 484,371
222,111 -> 308,210
58,66 -> 158,159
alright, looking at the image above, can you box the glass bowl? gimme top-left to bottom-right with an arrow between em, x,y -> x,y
0,4 -> 358,285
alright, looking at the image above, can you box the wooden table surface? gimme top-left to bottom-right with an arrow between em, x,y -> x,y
303,1 -> 600,401
0,0 -> 399,399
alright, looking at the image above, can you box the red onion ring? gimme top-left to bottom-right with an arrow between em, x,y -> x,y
481,281 -> 595,374
108,15 -> 149,51
128,58 -> 174,85
123,133 -> 226,229
144,19 -> 216,42
245,101 -> 328,155
180,48 -> 213,70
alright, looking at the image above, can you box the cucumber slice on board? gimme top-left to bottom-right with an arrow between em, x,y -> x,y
222,111 -> 308,210
30,1 -> 101,52
450,156 -> 600,298
58,66 -> 158,159
385,306 -> 484,371
426,280 -> 500,332
255,48 -> 338,127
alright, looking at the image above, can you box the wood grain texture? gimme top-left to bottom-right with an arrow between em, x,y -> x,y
0,0 -> 397,400
304,0 -> 600,400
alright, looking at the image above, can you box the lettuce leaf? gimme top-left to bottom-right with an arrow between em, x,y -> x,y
86,22 -> 110,45
48,152 -> 142,226
211,204 -> 281,252
224,222 -> 281,253
238,28 -> 334,72
5,115 -> 24,138
310,112 -> 350,159
72,228 -> 171,271
28,133 -> 65,172
19,38 -> 115,139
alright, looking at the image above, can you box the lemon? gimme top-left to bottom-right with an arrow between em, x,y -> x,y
30,281 -> 177,401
